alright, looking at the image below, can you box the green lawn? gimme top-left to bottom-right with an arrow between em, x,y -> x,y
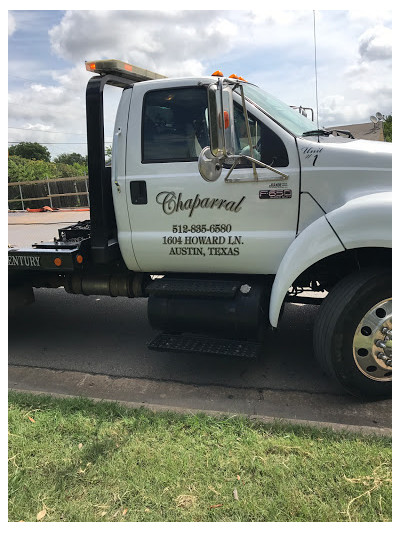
8,391 -> 391,522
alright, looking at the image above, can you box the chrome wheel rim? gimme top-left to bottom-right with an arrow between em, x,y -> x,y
353,298 -> 392,381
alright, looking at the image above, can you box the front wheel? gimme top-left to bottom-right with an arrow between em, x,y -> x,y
313,268 -> 392,399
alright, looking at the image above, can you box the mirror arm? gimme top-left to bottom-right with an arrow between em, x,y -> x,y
238,84 -> 258,180
223,157 -> 240,182
224,155 -> 289,181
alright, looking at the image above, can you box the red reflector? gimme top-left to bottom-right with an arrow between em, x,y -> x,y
54,258 -> 62,267
76,255 -> 83,264
88,63 -> 96,71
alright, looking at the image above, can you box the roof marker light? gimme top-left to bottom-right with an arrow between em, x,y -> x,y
212,70 -> 224,77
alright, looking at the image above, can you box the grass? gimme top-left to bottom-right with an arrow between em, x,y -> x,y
8,391 -> 391,522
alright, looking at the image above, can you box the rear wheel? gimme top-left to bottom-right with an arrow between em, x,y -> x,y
313,268 -> 392,399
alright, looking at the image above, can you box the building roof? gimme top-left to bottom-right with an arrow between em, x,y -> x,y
326,122 -> 384,141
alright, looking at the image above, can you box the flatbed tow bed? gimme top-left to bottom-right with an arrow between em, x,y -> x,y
8,220 -> 91,273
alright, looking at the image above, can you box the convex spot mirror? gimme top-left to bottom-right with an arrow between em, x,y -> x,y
198,147 -> 223,182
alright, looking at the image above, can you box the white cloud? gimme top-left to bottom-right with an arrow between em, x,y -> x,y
8,12 -> 16,36
48,10 -> 238,77
358,25 -> 392,61
8,9 -> 393,157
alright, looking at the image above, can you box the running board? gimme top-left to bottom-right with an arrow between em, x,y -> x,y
148,333 -> 260,359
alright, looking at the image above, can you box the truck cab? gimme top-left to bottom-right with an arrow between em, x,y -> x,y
113,77 -> 301,275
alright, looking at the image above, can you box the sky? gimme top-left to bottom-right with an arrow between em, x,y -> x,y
7,6 -> 392,160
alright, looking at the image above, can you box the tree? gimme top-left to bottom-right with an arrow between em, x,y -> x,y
105,145 -> 112,165
8,142 -> 51,162
54,152 -> 88,165
383,115 -> 392,143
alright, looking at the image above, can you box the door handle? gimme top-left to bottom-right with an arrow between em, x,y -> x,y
130,181 -> 148,205
112,128 -> 121,192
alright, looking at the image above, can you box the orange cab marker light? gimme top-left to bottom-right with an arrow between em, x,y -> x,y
54,258 -> 62,267
124,63 -> 133,72
224,111 -> 230,129
87,62 -> 96,71
76,255 -> 83,264
229,74 -> 240,79
238,76 -> 247,82
212,70 -> 224,77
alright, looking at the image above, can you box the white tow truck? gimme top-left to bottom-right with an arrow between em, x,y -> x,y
8,59 -> 392,399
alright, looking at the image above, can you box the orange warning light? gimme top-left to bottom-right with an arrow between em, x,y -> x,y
224,111 -> 230,130
54,257 -> 62,267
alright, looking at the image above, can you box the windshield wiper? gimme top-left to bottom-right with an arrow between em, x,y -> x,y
301,129 -> 332,137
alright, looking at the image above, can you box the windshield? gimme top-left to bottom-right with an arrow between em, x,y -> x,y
238,84 -> 316,137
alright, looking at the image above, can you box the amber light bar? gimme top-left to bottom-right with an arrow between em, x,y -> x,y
85,59 -> 166,82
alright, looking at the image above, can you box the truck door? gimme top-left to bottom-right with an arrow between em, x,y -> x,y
122,81 -> 300,275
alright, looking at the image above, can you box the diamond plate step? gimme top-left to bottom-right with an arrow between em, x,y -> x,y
148,333 -> 259,359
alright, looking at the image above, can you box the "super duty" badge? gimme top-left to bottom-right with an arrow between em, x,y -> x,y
259,189 -> 292,199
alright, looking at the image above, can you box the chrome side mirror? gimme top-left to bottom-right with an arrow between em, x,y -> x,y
198,79 -> 290,183
198,79 -> 235,182
207,79 -> 235,158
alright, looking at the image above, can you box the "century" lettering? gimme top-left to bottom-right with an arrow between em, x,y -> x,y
8,255 -> 40,267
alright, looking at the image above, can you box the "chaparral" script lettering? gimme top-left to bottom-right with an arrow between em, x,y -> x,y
156,191 -> 245,217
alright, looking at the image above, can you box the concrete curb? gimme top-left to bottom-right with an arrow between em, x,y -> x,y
8,386 -> 391,438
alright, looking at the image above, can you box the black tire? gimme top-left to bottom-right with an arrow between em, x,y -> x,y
313,268 -> 392,399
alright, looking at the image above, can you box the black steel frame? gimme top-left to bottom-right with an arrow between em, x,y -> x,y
85,73 -> 134,263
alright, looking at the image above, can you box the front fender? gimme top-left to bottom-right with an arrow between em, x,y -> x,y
269,191 -> 392,328
269,215 -> 344,328
326,192 -> 392,249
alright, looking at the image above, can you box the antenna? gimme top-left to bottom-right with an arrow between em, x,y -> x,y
313,11 -> 320,141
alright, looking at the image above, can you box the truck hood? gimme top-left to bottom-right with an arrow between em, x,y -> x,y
297,137 -> 392,214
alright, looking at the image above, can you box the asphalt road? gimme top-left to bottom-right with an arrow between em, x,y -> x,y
8,212 -> 392,433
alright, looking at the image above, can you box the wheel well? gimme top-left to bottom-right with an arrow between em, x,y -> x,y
292,247 -> 392,292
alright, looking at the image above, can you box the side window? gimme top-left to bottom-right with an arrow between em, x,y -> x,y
233,103 -> 289,167
142,87 -> 209,163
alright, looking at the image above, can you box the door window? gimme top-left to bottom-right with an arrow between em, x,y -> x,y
142,87 -> 209,163
233,103 -> 289,167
